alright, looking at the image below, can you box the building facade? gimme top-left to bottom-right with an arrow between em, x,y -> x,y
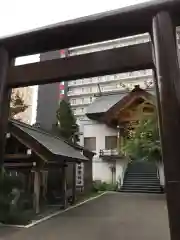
36,33 -> 165,185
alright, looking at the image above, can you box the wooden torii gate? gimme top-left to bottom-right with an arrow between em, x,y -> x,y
0,0 -> 180,239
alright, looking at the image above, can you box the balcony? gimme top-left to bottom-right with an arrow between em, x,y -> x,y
70,100 -> 93,106
68,90 -> 97,97
99,149 -> 123,160
68,71 -> 153,88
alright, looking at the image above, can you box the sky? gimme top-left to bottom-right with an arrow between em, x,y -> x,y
0,0 -> 150,65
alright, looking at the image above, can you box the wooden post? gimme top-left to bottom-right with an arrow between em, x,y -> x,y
0,47 -> 10,170
62,164 -> 67,209
72,162 -> 76,204
150,32 -> 164,151
34,171 -> 40,214
152,11 -> 180,240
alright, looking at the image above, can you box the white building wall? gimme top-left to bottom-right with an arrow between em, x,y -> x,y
82,122 -> 128,183
158,163 -> 165,186
93,155 -> 112,183
116,159 -> 129,185
83,123 -> 117,154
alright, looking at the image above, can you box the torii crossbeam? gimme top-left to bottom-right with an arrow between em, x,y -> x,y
0,1 -> 180,239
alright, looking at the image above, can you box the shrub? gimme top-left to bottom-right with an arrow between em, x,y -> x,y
93,181 -> 117,192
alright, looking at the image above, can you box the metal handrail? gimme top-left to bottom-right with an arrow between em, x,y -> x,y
99,149 -> 119,156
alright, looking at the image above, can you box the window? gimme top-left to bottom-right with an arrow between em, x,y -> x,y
81,98 -> 84,104
105,136 -> 117,150
82,87 -> 84,92
90,96 -> 93,102
84,137 -> 96,151
89,87 -> 92,92
71,99 -> 76,104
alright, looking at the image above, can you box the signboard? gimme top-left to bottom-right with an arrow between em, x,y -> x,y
76,162 -> 84,187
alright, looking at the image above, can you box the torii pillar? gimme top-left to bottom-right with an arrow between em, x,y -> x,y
152,11 -> 180,240
0,47 -> 11,171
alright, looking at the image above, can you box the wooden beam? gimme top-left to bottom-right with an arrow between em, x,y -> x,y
0,48 -> 10,169
152,11 -> 180,240
5,154 -> 31,160
1,0 -> 180,57
4,162 -> 34,167
7,43 -> 153,88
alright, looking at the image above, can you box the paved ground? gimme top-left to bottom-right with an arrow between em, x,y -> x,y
0,193 -> 170,240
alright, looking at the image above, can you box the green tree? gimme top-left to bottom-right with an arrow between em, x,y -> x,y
122,115 -> 161,162
53,100 -> 79,143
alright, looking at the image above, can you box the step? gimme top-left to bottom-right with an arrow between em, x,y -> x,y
120,189 -> 162,193
121,185 -> 162,190
126,172 -> 157,174
122,184 -> 161,189
126,173 -> 157,176
125,178 -> 159,181
120,187 -> 162,191
125,175 -> 158,178
124,178 -> 159,181
126,175 -> 158,179
127,170 -> 157,172
121,185 -> 162,189
124,179 -> 160,182
120,188 -> 162,192
123,182 -> 160,186
122,187 -> 162,191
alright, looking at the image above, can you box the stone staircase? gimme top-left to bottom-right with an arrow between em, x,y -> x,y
120,161 -> 163,193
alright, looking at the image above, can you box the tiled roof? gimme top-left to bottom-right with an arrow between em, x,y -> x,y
87,93 -> 126,115
10,120 -> 88,161
86,88 -> 155,116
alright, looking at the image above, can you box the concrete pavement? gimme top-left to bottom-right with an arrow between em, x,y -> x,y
1,193 -> 170,240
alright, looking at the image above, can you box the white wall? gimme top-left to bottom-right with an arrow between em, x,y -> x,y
116,159 -> 128,185
92,156 -> 128,184
92,156 -> 112,182
83,122 -> 117,154
79,121 -> 128,184
158,163 -> 165,186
